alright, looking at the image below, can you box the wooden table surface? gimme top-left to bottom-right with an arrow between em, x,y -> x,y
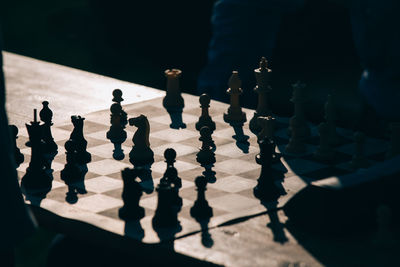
4,52 -> 398,267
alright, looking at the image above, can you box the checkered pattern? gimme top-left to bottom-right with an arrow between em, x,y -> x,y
16,94 -> 390,243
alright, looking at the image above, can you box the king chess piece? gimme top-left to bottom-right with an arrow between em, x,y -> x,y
119,168 -> 145,221
39,101 -> 58,170
9,125 -> 24,168
163,69 -> 186,129
196,126 -> 216,182
21,109 -> 53,192
249,57 -> 272,136
253,137 -> 281,203
129,114 -> 154,168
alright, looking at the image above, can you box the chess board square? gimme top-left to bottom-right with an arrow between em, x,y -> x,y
87,159 -> 130,176
51,161 -> 65,172
179,186 -> 226,202
213,127 -> 252,141
151,160 -> 198,174
87,143 -> 130,159
150,113 -> 199,125
51,127 -> 72,141
151,128 -> 198,143
215,142 -> 258,158
214,159 -> 260,175
208,194 -> 259,213
208,176 -> 257,193
73,194 -> 123,213
140,195 -> 193,211
84,176 -> 123,193
152,143 -> 197,157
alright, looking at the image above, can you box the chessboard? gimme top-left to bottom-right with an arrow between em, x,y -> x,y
16,93 -> 391,244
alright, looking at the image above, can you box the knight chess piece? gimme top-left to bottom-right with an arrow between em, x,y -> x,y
128,114 -> 154,168
163,69 -> 186,129
223,71 -> 246,126
9,125 -> 24,168
119,168 -> 145,221
249,57 -> 272,135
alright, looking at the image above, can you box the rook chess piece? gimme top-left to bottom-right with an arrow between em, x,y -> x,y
163,69 -> 186,129
9,125 -> 24,168
190,176 -> 213,222
119,168 -> 145,221
128,114 -> 154,168
223,71 -> 246,126
249,57 -> 272,135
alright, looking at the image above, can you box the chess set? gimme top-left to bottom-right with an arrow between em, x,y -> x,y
13,59 -> 399,244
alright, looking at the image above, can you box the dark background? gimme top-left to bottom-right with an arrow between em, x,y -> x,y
0,0 -> 361,112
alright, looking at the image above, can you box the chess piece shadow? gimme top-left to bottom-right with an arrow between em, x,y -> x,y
200,220 -> 214,248
266,207 -> 289,244
23,179 -> 52,206
137,169 -> 154,194
9,125 -> 24,168
167,110 -> 186,129
232,124 -> 250,153
124,220 -> 144,241
196,127 -> 217,183
65,179 -> 88,204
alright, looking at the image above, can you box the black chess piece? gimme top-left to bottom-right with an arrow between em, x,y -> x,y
9,125 -> 24,168
70,115 -> 91,165
128,115 -> 154,168
112,88 -> 124,104
152,180 -> 180,229
163,69 -> 186,129
119,168 -> 145,221
39,101 -> 58,170
196,126 -> 216,182
60,140 -> 83,185
253,138 -> 281,203
162,148 -> 182,188
107,103 -> 127,160
196,94 -> 216,151
190,176 -> 213,222
21,109 -> 53,192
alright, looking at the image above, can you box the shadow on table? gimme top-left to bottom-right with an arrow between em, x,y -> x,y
124,220 -> 145,241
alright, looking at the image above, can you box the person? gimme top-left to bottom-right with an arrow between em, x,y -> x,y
198,0 -> 400,121
0,26 -> 37,266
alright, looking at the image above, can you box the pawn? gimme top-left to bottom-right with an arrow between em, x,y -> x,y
195,94 -> 216,133
164,148 -> 177,167
9,125 -> 24,168
190,176 -> 213,222
119,168 -> 145,221
386,122 -> 400,159
285,116 -> 307,154
350,132 -> 370,169
161,167 -> 183,211
223,71 -> 246,126
107,103 -> 127,160
112,89 -> 124,104
258,116 -> 279,161
162,149 -> 182,188
313,122 -> 335,161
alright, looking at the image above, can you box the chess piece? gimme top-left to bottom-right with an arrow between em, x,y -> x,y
287,81 -> 310,138
129,114 -> 154,168
196,94 -> 216,132
285,116 -> 307,154
257,116 -> 279,161
119,168 -> 145,221
196,126 -> 216,181
253,138 -> 281,202
9,125 -> 24,168
106,103 -> 128,160
21,109 -> 53,192
70,115 -> 92,165
112,88 -> 124,104
324,94 -> 340,146
249,57 -> 272,135
386,122 -> 400,159
190,176 -> 213,222
350,131 -> 371,169
162,148 -> 182,189
161,167 -> 183,211
223,71 -> 246,126
152,180 -> 180,229
39,101 -> 58,169
163,69 -> 186,129
313,122 -> 335,161
60,140 -> 83,185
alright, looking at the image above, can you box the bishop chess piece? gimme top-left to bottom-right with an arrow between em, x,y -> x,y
107,89 -> 128,160
196,126 -> 216,182
21,109 -> 53,192
9,125 -> 24,168
39,101 -> 58,168
257,116 -> 279,161
253,137 -> 281,203
313,122 -> 335,161
190,175 -> 213,222
152,180 -> 180,230
129,114 -> 154,169
195,94 -> 216,150
119,168 -> 145,221
386,122 -> 400,159
163,69 -> 186,129
249,57 -> 272,135
287,81 -> 310,138
223,71 -> 246,127
350,131 -> 371,169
